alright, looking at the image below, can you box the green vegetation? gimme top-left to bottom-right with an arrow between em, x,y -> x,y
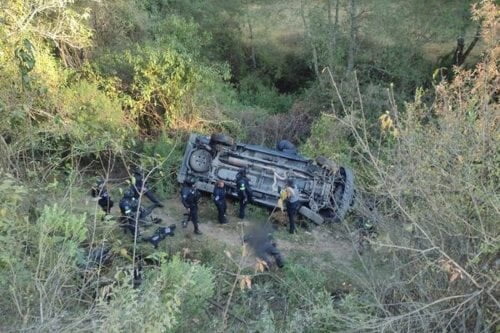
0,0 -> 498,332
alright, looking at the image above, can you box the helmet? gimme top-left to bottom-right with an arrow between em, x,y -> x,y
123,188 -> 135,198
184,177 -> 195,186
95,177 -> 106,189
131,166 -> 143,177
237,168 -> 247,179
286,178 -> 295,187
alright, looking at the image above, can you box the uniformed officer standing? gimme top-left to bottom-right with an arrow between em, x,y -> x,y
235,169 -> 252,219
213,180 -> 228,224
181,178 -> 202,235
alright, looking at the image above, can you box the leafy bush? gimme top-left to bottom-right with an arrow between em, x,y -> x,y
0,177 -> 88,330
98,256 -> 214,332
238,73 -> 294,114
302,113 -> 354,165
0,1 -> 496,332
57,80 -> 128,142
141,133 -> 186,196
94,46 -> 200,131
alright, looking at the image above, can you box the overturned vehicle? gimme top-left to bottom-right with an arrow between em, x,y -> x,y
177,134 -> 355,224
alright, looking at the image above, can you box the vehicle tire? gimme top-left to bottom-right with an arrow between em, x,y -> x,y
299,206 -> 324,225
319,208 -> 336,223
210,133 -> 234,146
333,167 -> 355,222
316,156 -> 338,172
189,149 -> 212,173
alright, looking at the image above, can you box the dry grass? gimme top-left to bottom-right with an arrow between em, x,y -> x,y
321,3 -> 500,329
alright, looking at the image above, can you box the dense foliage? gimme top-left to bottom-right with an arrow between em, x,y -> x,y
0,0 -> 498,332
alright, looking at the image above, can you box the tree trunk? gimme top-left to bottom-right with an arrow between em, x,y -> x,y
247,16 -> 257,70
460,26 -> 481,66
327,0 -> 340,71
453,37 -> 465,65
327,0 -> 333,70
300,0 -> 321,82
347,0 -> 357,72
334,0 -> 339,47
245,1 -> 257,70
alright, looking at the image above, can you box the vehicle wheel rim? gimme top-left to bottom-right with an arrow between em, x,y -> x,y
189,149 -> 212,173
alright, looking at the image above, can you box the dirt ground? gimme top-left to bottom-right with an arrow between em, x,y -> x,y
147,198 -> 355,265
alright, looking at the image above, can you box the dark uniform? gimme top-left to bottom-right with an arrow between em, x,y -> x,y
143,224 -> 176,249
213,182 -> 228,224
259,238 -> 284,268
132,170 -> 163,207
91,179 -> 114,214
119,189 -> 141,236
119,188 -> 159,236
181,180 -> 202,235
276,139 -> 298,155
245,233 -> 284,269
236,169 -> 252,219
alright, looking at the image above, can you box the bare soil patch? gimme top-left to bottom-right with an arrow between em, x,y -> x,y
150,198 -> 355,264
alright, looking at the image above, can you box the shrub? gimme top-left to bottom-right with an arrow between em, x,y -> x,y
328,3 -> 499,331
238,73 -> 294,114
98,256 -> 214,332
57,80 -> 129,143
141,133 -> 186,196
302,112 -> 354,165
0,181 -> 88,331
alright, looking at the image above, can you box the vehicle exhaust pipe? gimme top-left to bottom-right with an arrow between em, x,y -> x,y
227,156 -> 251,168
